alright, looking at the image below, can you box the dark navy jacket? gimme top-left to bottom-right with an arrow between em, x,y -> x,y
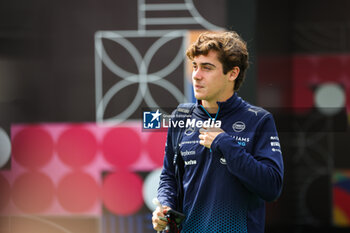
158,93 -> 284,233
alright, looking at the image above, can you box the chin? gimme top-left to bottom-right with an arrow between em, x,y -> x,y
194,93 -> 204,100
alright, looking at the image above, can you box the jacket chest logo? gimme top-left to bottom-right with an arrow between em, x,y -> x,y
232,121 -> 246,132
184,127 -> 196,136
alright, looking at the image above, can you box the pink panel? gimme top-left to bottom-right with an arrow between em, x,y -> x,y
57,171 -> 100,213
0,174 -> 11,211
12,172 -> 55,213
0,122 -> 163,216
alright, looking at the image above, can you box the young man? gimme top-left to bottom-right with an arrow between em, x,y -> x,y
152,31 -> 284,232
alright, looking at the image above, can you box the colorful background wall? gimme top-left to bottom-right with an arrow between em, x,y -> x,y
0,0 -> 349,233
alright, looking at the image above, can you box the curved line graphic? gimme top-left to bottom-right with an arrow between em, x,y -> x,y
20,215 -> 73,233
143,87 -> 167,114
149,40 -> 185,80
97,79 -> 135,121
142,82 -> 174,115
143,31 -> 185,80
142,32 -> 177,71
101,79 -> 144,122
96,37 -> 139,79
109,36 -> 144,72
96,31 -> 190,123
138,74 -> 149,97
148,78 -> 187,103
186,0 -> 224,30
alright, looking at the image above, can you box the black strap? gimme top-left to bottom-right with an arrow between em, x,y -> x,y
171,103 -> 195,213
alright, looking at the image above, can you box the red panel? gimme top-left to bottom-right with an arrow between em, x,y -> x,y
334,186 -> 350,220
102,171 -> 143,215
102,127 -> 141,169
145,131 -> 167,167
257,56 -> 293,107
292,54 -> 350,111
12,126 -> 54,169
57,127 -> 98,168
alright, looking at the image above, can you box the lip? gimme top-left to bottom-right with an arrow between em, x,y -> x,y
194,84 -> 204,90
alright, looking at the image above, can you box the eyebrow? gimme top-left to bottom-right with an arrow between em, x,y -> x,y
192,61 -> 216,68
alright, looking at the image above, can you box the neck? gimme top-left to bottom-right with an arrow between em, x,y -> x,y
201,100 -> 219,114
201,91 -> 235,114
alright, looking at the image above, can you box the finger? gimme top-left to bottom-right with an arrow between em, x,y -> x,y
153,221 -> 165,231
155,209 -> 168,222
156,218 -> 168,230
153,209 -> 163,218
212,127 -> 224,132
157,218 -> 168,226
199,127 -> 207,133
152,214 -> 162,223
207,126 -> 215,132
199,139 -> 204,146
156,206 -> 164,213
154,224 -> 166,231
208,126 -> 219,132
152,217 -> 167,229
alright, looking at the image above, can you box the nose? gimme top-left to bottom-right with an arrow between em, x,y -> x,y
192,68 -> 202,81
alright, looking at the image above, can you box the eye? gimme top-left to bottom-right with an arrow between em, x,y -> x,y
192,64 -> 198,70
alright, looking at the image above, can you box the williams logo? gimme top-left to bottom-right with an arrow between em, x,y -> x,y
232,121 -> 246,132
143,110 -> 162,129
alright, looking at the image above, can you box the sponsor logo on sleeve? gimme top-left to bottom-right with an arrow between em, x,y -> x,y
271,141 -> 281,147
270,135 -> 282,153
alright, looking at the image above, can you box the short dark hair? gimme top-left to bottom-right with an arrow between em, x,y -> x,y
186,31 -> 249,91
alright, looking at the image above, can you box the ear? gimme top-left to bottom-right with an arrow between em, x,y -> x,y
228,66 -> 240,81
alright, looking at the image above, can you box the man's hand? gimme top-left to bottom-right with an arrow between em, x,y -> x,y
199,126 -> 224,149
152,206 -> 171,231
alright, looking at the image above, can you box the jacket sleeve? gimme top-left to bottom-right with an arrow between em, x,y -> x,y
211,114 -> 284,202
157,127 -> 178,209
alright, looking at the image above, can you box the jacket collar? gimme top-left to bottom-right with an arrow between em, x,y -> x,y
194,92 -> 243,119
